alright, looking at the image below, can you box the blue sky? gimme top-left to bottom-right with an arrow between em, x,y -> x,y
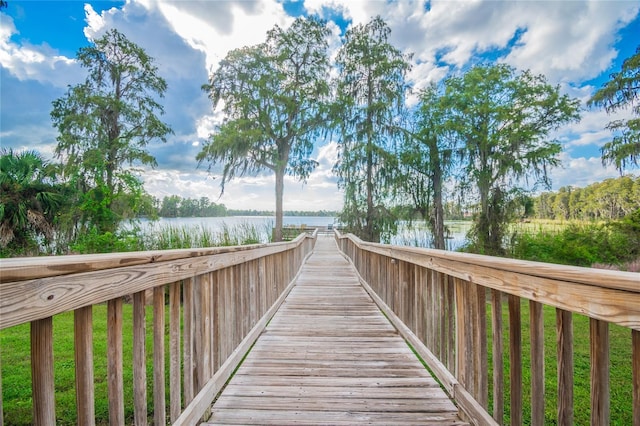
1,0 -> 638,210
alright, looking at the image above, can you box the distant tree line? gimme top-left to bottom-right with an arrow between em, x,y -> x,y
157,195 -> 227,218
225,209 -> 338,217
153,195 -> 337,218
533,175 -> 640,221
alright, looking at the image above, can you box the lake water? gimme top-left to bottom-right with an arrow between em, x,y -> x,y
138,216 -> 470,250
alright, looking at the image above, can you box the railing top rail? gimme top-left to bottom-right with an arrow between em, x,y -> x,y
0,231 -> 314,283
335,230 -> 639,294
0,231 -> 316,330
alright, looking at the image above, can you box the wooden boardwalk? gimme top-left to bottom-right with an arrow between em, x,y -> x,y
204,236 -> 468,425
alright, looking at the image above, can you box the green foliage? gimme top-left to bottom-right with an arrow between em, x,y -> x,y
589,45 -> 640,171
533,175 -> 640,221
399,84 -> 456,249
0,149 -> 66,256
51,29 -> 172,234
158,195 -> 228,218
67,221 -> 271,254
333,16 -> 411,242
70,226 -> 142,254
198,17 -> 331,241
442,64 -> 581,255
509,211 -> 640,268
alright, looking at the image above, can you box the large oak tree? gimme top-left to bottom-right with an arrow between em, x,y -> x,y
443,64 -> 580,254
198,17 -> 331,241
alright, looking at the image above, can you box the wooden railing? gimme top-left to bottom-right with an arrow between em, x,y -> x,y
336,231 -> 640,426
0,231 -> 316,425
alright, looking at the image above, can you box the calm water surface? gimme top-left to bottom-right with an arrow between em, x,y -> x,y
138,216 -> 470,250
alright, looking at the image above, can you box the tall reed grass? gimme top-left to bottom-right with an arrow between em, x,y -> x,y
141,221 -> 272,250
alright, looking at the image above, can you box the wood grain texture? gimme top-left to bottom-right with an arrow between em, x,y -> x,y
0,235 -> 312,330
530,301 -> 545,426
133,291 -> 147,426
508,296 -> 522,426
107,298 -> 124,426
590,318 -> 610,426
204,236 -> 469,426
169,282 -> 182,423
153,286 -> 166,426
337,232 -> 640,291
556,308 -> 574,426
0,234 -> 312,282
74,306 -> 95,426
633,329 -> 640,426
335,232 -> 640,330
31,317 -> 55,426
491,290 -> 504,425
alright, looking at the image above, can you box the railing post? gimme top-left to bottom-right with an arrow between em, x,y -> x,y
107,298 -> 124,425
556,308 -> 574,425
74,306 -> 95,426
154,286 -> 166,426
133,291 -> 147,426
31,317 -> 55,426
491,290 -> 504,424
633,329 -> 640,426
590,318 -> 609,426
170,282 -> 182,423
530,301 -> 545,426
183,277 -> 195,404
508,295 -> 522,426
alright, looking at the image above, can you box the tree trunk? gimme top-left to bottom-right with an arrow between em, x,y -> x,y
274,169 -> 285,242
432,165 -> 446,250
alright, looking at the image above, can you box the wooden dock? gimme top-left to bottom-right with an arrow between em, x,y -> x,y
204,236 -> 469,425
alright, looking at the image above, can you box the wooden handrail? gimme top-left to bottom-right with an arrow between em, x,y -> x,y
0,230 -> 317,425
335,230 -> 640,426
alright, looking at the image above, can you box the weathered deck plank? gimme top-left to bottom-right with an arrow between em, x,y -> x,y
204,236 -> 469,425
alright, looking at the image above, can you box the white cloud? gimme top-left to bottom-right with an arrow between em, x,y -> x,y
303,0 -> 376,26
502,1 -> 638,83
0,13 -> 80,87
549,153 -> 621,190
143,0 -> 292,71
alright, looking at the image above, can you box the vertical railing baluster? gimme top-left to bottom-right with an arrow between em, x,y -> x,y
590,318 -> 610,426
183,277 -> 195,404
491,289 -> 504,425
1,353 -> 4,425
153,286 -> 166,426
74,306 -> 95,426
107,298 -> 124,425
530,300 -> 544,426
31,317 -> 55,426
476,285 -> 488,409
633,329 -> 639,426
133,291 -> 147,426
508,295 -> 522,426
170,282 -> 182,423
556,308 -> 574,425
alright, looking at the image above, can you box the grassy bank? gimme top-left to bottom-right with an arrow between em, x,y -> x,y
70,221 -> 272,254
508,215 -> 640,271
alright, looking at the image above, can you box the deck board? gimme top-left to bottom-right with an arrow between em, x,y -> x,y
203,235 -> 469,425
